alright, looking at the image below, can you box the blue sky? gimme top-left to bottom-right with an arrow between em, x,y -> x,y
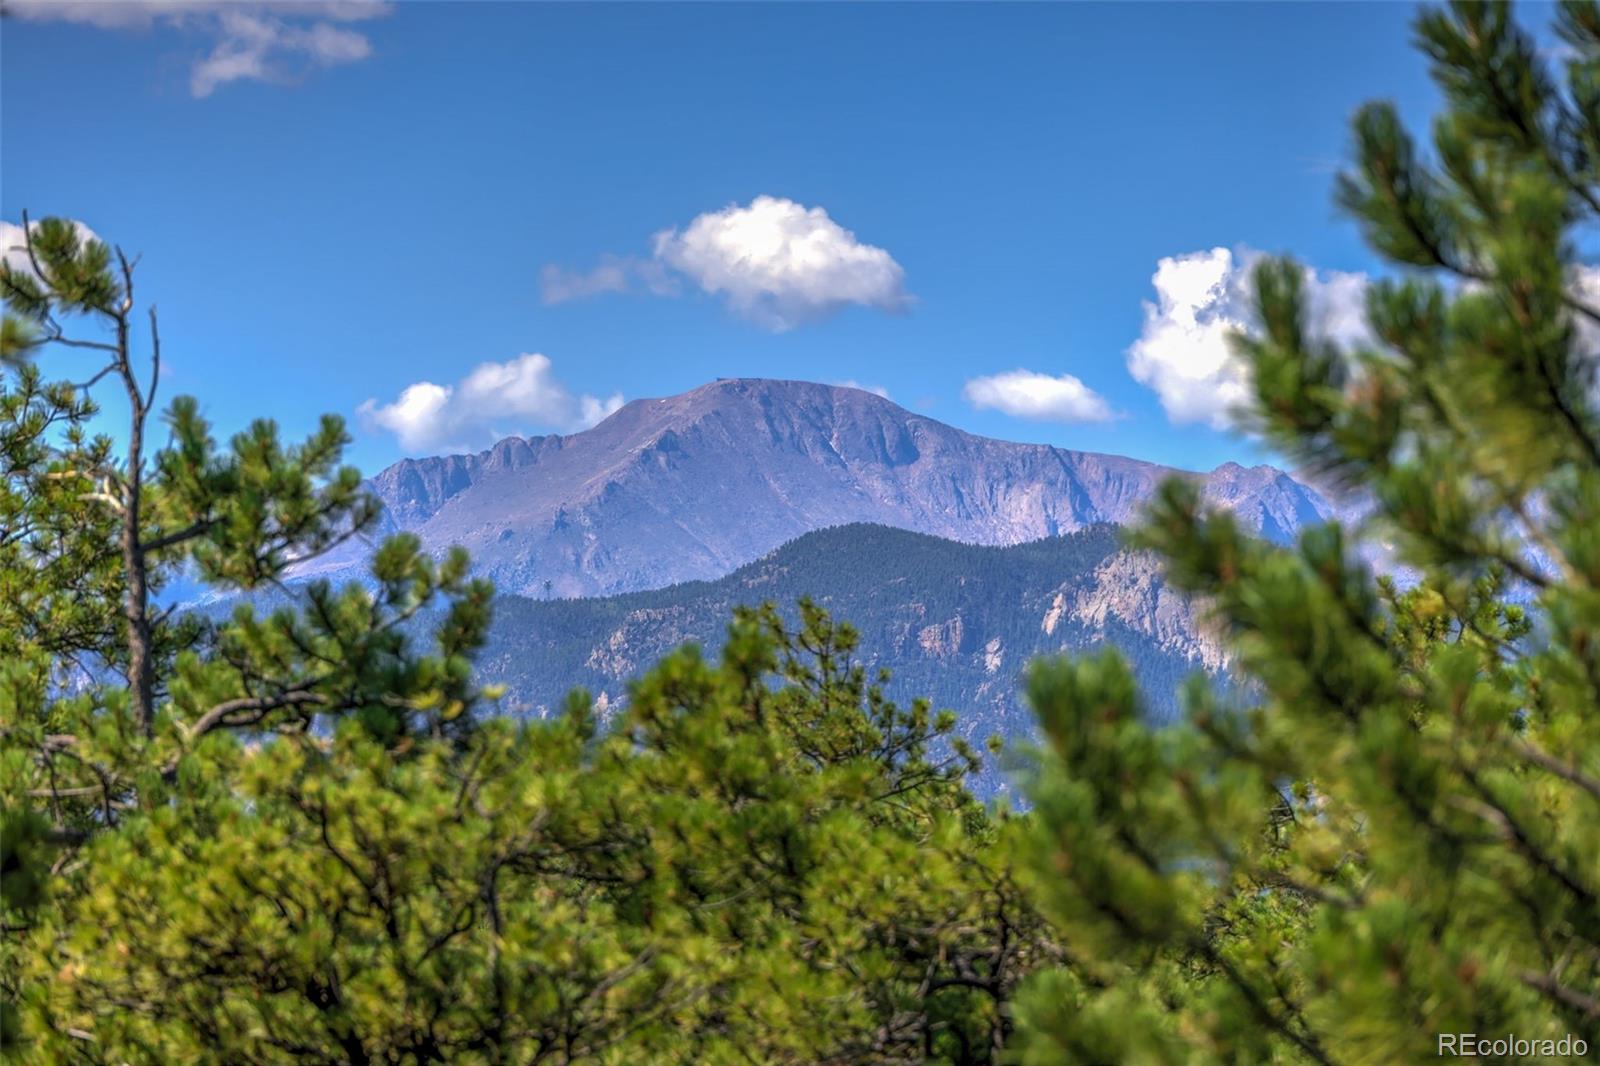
3,1 -> 1452,474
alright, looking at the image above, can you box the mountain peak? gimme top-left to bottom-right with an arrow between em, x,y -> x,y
314,378 -> 1339,597
655,376 -> 907,418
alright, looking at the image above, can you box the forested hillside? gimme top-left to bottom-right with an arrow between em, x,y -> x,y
476,523 -> 1213,747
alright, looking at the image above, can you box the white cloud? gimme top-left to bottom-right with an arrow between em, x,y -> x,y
576,392 -> 623,427
539,260 -> 630,305
962,369 -> 1114,423
189,10 -> 374,97
1126,246 -> 1372,429
3,1 -> 389,28
359,381 -> 452,451
539,255 -> 677,305
653,196 -> 909,330
4,1 -> 391,97
542,196 -> 910,331
359,353 -> 623,453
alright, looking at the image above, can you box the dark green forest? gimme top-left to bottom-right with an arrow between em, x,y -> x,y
4,3 -> 1600,1062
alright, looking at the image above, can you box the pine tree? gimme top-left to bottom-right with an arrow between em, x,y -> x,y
0,225 -> 1043,1060
1012,3 -> 1600,1062
0,213 -> 495,1055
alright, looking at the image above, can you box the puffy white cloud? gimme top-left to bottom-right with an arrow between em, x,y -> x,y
576,392 -> 624,427
359,382 -> 451,452
359,353 -> 623,453
542,196 -> 910,331
4,1 -> 391,97
653,196 -> 909,330
962,369 -> 1114,423
1126,247 -> 1372,429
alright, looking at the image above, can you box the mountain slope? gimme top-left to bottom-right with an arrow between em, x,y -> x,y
303,378 -> 1340,597
472,523 -> 1222,752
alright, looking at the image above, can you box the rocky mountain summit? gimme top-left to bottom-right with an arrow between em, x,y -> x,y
304,379 -> 1341,597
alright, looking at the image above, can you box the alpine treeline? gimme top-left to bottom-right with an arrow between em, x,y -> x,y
3,2 -> 1597,1063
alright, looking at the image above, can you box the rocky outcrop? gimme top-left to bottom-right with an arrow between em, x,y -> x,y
918,617 -> 966,659
983,637 -> 1004,675
1066,552 -> 1227,671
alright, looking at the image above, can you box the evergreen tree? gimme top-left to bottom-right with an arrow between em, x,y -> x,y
0,224 -> 1044,1060
0,213 -> 493,1055
1013,3 -> 1600,1062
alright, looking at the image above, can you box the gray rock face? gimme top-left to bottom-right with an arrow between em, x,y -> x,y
301,378 -> 1342,597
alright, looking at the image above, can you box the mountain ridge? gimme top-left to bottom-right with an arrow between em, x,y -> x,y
470,523 -> 1221,778
301,378 -> 1341,597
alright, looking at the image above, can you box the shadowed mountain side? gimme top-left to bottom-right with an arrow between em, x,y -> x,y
471,524 -> 1224,750
300,379 -> 1343,598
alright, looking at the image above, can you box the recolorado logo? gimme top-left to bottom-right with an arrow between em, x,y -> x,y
1438,1033 -> 1588,1058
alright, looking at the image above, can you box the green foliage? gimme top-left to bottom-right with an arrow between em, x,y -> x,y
1014,3 -> 1600,1062
0,368 -> 123,670
12,613 -> 1032,1062
1,218 -> 1045,1061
